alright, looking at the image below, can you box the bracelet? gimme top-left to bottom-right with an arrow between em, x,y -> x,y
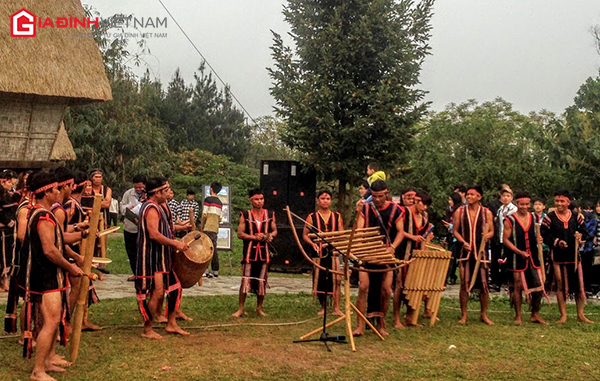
74,223 -> 78,231
390,244 -> 396,249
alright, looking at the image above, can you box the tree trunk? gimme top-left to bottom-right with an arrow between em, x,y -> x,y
337,179 -> 354,225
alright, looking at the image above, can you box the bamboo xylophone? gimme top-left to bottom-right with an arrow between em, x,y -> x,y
308,227 -> 408,266
402,244 -> 452,326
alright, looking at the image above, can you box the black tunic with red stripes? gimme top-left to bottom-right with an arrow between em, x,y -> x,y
306,211 -> 343,296
18,206 -> 68,296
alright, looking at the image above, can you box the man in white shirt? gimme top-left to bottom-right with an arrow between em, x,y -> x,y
492,188 -> 517,290
120,174 -> 147,280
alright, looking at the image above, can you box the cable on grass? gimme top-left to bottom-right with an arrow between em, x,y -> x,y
100,316 -> 322,330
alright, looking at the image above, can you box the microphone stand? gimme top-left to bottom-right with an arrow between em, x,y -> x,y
293,225 -> 347,351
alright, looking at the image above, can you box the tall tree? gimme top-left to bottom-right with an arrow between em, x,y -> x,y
541,73 -> 600,200
394,99 -> 567,220
269,0 -> 434,218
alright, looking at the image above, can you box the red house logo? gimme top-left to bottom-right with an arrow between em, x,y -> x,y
11,8 -> 36,37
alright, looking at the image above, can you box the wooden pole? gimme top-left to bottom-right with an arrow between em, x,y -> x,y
535,223 -> 546,283
70,194 -> 102,363
99,214 -> 106,258
343,254 -> 355,352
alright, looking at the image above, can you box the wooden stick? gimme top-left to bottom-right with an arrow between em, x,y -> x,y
535,223 -> 546,283
349,303 -> 385,341
574,232 -> 580,273
311,231 -> 381,242
326,236 -> 385,247
343,253 -> 355,352
70,194 -> 102,363
299,314 -> 348,340
97,226 -> 120,237
99,214 -> 106,258
468,233 -> 487,292
307,227 -> 379,238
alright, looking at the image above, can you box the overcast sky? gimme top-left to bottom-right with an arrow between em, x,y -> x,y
84,0 -> 600,119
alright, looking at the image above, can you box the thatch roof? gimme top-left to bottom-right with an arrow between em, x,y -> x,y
0,0 -> 112,104
50,121 -> 76,161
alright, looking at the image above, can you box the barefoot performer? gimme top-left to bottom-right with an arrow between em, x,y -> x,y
302,190 -> 344,317
396,190 -> 434,327
135,177 -> 189,339
453,185 -> 495,325
502,191 -> 549,325
541,189 -> 593,324
232,189 -> 277,317
18,171 -> 85,381
353,180 -> 403,336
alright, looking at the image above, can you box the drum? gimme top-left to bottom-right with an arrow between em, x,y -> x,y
173,231 -> 214,288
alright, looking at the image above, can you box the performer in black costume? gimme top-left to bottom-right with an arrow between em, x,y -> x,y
303,190 -> 344,316
541,189 -> 593,324
353,180 -> 403,336
502,191 -> 549,325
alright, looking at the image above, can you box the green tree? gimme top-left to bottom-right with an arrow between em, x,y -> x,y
541,74 -> 600,200
269,0 -> 434,219
244,116 -> 300,167
393,99 -> 566,220
161,63 -> 252,164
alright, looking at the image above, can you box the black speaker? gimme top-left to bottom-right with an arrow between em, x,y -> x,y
260,160 -> 316,228
269,226 -> 312,273
260,160 -> 316,273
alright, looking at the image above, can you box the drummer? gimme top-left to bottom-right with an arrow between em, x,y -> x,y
232,189 -> 277,317
135,177 -> 189,339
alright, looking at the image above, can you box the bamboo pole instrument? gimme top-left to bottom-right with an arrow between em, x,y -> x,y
286,206 -> 410,351
99,214 -> 106,258
402,243 -> 452,327
535,222 -> 546,283
468,232 -> 490,292
70,194 -> 102,363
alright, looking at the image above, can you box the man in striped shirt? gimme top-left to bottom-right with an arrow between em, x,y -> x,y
178,189 -> 200,229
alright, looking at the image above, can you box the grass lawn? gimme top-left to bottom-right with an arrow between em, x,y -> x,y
1,295 -> 599,380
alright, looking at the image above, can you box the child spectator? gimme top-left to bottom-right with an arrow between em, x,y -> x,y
363,162 -> 386,202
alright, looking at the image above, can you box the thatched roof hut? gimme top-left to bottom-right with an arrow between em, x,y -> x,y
0,0 -> 112,168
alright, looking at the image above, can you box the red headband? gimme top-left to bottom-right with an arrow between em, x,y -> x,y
250,194 -> 263,200
148,182 -> 169,194
73,180 -> 91,190
58,178 -> 74,188
32,182 -> 58,195
555,195 -> 571,202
